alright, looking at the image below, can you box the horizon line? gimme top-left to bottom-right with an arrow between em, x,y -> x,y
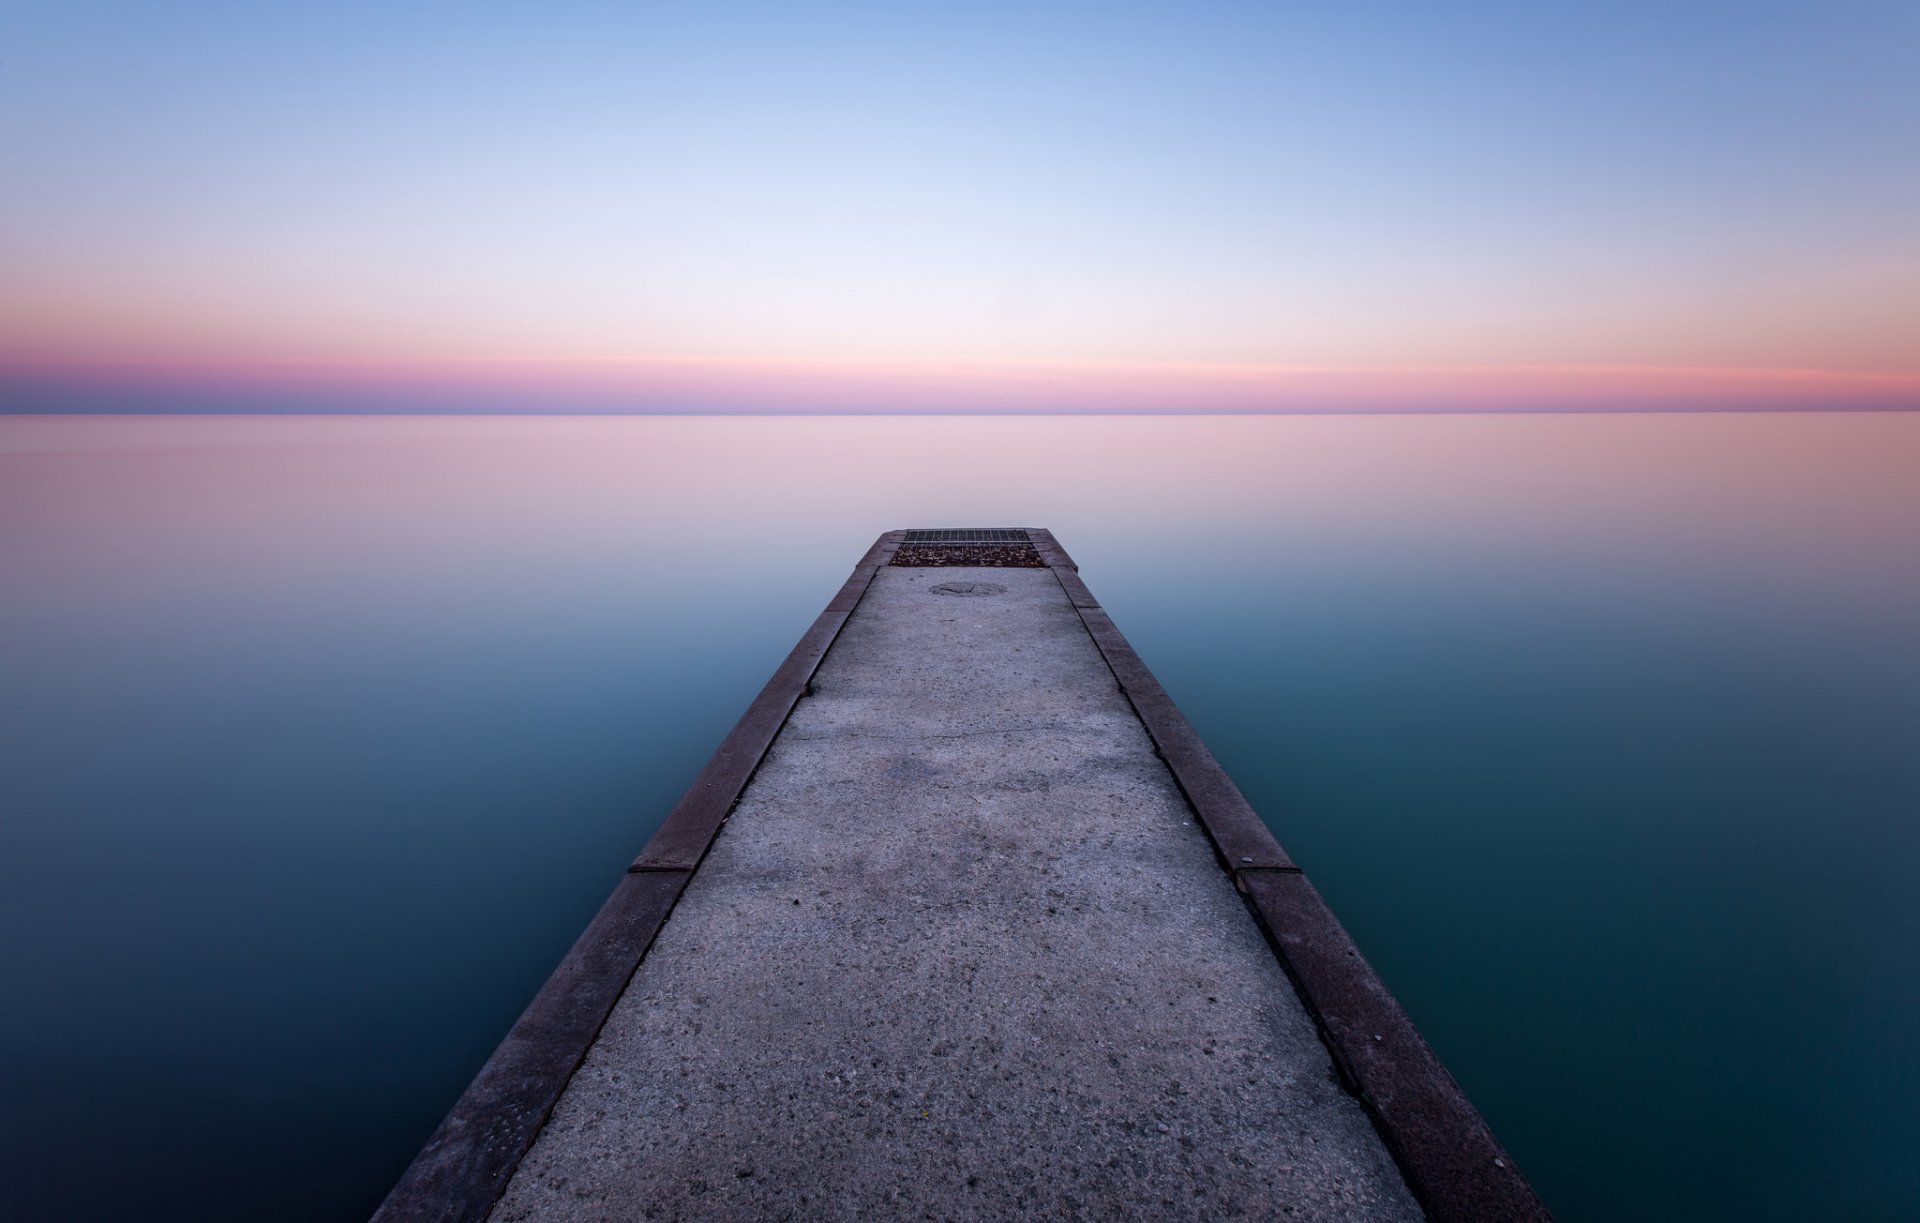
7,405 -> 1920,418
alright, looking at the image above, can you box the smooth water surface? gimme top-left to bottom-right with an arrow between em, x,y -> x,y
3,414 -> 1916,1220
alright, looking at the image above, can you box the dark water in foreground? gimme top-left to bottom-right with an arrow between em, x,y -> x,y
3,414 -> 1917,1221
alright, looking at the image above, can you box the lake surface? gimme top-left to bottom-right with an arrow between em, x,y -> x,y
3,413 -> 1916,1221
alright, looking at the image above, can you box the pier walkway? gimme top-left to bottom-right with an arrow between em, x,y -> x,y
375,530 -> 1545,1222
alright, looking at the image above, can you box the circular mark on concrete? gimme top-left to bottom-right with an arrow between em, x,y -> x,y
929,581 -> 1007,598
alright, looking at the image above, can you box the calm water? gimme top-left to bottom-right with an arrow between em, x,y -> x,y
3,414 -> 1917,1221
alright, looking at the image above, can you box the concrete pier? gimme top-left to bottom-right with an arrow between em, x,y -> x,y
375,530 -> 1546,1222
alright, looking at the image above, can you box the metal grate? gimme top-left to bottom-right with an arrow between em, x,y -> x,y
902,528 -> 1032,545
890,527 -> 1044,568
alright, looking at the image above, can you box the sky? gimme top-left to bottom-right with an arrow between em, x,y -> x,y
2,0 -> 1916,413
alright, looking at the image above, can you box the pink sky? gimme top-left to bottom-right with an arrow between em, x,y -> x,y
4,3 -> 1915,413
4,352 -> 1916,414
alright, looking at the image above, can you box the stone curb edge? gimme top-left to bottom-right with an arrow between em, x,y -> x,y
369,530 -> 906,1223
1025,527 -> 1551,1223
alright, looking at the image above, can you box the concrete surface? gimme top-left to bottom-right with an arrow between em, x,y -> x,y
489,566 -> 1422,1221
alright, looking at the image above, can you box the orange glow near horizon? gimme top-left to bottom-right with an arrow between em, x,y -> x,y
5,3 -> 1916,415
4,350 -> 1917,414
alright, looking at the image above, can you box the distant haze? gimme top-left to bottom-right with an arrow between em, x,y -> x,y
3,1 -> 1916,413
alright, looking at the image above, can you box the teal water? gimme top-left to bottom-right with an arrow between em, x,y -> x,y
3,414 -> 1916,1220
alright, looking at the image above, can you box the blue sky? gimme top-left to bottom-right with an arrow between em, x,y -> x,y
3,0 -> 1916,410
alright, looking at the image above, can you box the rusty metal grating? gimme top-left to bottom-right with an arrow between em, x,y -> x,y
902,528 -> 1031,545
891,527 -> 1043,568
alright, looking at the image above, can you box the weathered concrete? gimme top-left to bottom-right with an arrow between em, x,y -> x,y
487,566 -> 1423,1221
